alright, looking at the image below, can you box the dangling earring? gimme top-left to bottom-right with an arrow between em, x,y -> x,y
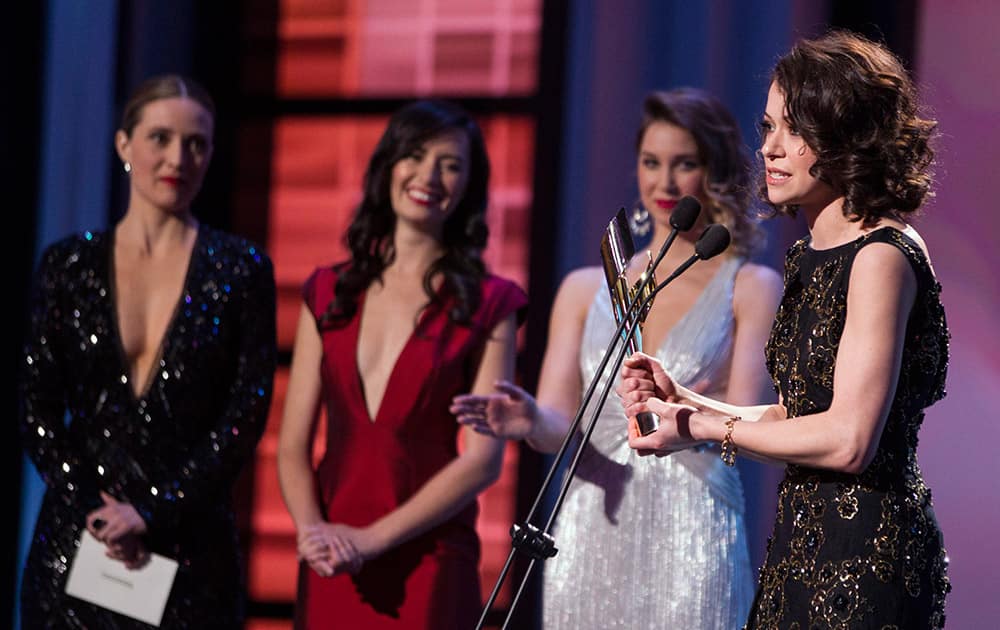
629,204 -> 651,237
123,161 -> 132,173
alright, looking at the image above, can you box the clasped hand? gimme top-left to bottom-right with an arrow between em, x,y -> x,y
85,491 -> 150,569
617,353 -> 704,456
298,522 -> 380,578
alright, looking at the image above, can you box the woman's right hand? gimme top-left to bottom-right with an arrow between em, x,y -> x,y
450,380 -> 538,441
297,522 -> 363,577
617,352 -> 683,411
626,399 -> 703,456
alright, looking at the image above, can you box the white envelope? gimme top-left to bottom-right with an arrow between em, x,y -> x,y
65,531 -> 179,627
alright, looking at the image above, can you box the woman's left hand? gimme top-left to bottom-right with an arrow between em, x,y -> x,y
626,398 -> 702,456
86,491 -> 148,544
299,522 -> 383,576
104,534 -> 151,570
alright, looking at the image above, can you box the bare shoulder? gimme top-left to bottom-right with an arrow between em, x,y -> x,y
900,225 -> 937,274
853,239 -> 915,283
847,241 -> 919,319
553,266 -> 604,317
558,266 -> 604,299
735,261 -> 782,290
734,261 -> 783,310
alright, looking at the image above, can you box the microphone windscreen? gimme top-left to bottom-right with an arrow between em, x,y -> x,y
695,224 -> 731,259
669,196 -> 701,231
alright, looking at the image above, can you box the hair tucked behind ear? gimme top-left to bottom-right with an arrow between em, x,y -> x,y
760,30 -> 937,226
320,99 -> 490,329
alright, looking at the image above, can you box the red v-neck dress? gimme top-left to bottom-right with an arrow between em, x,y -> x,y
296,265 -> 527,629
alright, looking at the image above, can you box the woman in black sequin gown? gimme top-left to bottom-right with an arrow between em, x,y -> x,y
619,32 -> 950,628
19,75 -> 276,628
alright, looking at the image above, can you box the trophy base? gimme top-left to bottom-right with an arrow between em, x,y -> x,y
636,412 -> 660,436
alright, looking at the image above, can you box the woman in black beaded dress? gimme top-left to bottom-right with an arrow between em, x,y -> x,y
19,75 -> 276,628
618,32 -> 950,628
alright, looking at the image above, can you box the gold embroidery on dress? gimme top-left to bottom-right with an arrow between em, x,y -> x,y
751,229 -> 951,629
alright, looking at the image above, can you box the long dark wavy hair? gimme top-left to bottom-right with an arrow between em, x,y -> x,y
321,100 -> 490,329
760,30 -> 937,226
638,88 -> 764,257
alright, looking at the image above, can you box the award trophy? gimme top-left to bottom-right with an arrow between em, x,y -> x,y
600,208 -> 660,436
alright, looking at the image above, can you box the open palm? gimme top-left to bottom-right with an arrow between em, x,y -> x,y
451,380 -> 538,440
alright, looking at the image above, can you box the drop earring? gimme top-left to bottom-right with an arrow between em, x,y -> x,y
629,204 -> 651,237
123,162 -> 132,173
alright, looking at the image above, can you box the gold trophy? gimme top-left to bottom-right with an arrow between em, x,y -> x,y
600,208 -> 659,435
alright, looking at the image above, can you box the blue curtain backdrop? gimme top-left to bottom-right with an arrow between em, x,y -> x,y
17,2 -> 118,626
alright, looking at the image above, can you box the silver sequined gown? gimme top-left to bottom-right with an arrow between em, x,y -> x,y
543,257 -> 754,629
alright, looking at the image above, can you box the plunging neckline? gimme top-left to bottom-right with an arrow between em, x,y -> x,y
108,226 -> 202,401
352,285 -> 444,424
605,257 -> 734,357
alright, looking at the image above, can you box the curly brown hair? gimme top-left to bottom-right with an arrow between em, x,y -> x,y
639,88 -> 764,257
760,30 -> 937,226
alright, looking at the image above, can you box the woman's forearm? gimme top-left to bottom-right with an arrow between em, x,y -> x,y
277,449 -> 325,529
678,383 -> 777,422
367,447 -> 502,553
525,405 -> 575,453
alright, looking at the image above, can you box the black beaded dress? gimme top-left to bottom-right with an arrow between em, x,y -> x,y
747,227 -> 950,629
19,226 -> 276,629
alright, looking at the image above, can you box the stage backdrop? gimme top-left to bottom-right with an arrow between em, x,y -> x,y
914,1 -> 1000,626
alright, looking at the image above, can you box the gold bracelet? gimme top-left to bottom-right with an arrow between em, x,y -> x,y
720,416 -> 740,466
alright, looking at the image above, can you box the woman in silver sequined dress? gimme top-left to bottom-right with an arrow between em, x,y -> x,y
452,88 -> 782,629
19,75 -> 276,628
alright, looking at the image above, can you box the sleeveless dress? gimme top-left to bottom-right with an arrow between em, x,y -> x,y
544,256 -> 755,629
20,228 -> 276,629
747,227 -> 950,629
295,265 -> 527,630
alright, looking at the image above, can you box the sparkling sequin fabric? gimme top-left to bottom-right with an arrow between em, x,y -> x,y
544,257 -> 754,629
19,227 -> 276,629
748,227 -> 950,629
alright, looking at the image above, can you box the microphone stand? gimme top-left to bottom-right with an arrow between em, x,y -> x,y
476,226 -> 719,630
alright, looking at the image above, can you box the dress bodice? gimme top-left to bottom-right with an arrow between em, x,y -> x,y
543,256 -> 755,630
765,226 -> 949,485
748,226 -> 950,629
576,256 -> 745,505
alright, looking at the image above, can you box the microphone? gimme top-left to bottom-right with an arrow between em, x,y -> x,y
624,223 -> 732,350
657,223 -> 731,287
649,195 -> 701,274
670,195 -> 702,229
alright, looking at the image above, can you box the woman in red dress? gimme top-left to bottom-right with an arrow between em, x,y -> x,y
278,100 -> 526,629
